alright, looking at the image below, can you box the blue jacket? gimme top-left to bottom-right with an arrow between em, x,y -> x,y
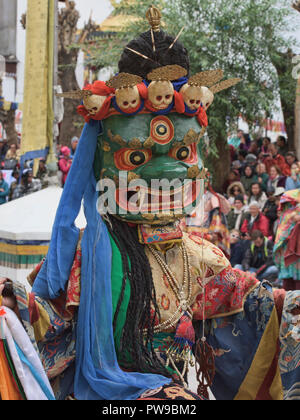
0,179 -> 9,204
285,176 -> 300,191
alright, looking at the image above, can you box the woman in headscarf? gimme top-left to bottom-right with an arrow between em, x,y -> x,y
226,181 -> 248,206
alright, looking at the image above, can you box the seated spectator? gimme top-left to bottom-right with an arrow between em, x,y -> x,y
274,186 -> 285,199
8,169 -> 20,201
285,162 -> 300,191
266,165 -> 286,191
56,143 -> 62,159
12,170 -> 42,200
262,186 -> 278,239
58,146 -> 72,187
255,162 -> 269,192
227,195 -> 248,231
226,181 -> 248,206
36,158 -> 49,188
240,164 -> 258,195
5,143 -> 20,162
263,143 -> 291,176
248,182 -> 268,210
258,136 -> 271,159
237,149 -> 248,172
285,151 -> 298,172
272,187 -> 285,238
235,230 -> 279,282
240,201 -> 270,237
276,135 -> 288,156
232,160 -> 242,175
230,229 -> 250,267
248,140 -> 259,156
244,153 -> 257,169
239,133 -> 251,152
222,169 -> 240,194
70,136 -> 79,158
0,171 -> 9,204
0,139 -> 8,162
227,132 -> 241,149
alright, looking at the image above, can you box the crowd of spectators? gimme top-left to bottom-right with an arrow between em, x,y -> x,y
0,135 -> 79,204
224,131 -> 300,288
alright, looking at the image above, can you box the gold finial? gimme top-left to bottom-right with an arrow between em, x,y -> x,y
146,5 -> 162,32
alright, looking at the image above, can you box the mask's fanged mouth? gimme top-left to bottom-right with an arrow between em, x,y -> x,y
115,181 -> 199,213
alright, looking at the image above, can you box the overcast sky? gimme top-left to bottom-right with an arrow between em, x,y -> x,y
65,0 -> 113,27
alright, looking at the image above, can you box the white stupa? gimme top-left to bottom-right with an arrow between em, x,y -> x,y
0,186 -> 86,290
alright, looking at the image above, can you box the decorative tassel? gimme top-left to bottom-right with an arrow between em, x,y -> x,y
195,338 -> 215,400
166,312 -> 195,365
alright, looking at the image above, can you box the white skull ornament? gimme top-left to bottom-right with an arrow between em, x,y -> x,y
148,80 -> 174,110
200,87 -> 214,110
83,94 -> 106,116
179,84 -> 202,110
115,86 -> 141,111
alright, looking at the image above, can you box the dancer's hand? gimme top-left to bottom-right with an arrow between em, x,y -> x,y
0,278 -> 17,309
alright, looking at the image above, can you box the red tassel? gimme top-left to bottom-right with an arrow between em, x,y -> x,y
166,313 -> 195,363
174,312 -> 195,346
137,82 -> 148,99
195,338 -> 215,400
77,105 -> 91,123
197,107 -> 208,127
174,91 -> 185,114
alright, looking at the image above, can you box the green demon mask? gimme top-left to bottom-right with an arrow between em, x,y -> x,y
94,112 -> 206,224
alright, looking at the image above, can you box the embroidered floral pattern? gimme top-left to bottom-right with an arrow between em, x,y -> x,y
161,294 -> 170,311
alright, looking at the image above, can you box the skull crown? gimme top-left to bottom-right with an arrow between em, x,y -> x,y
200,87 -> 214,110
147,81 -> 174,110
83,94 -> 106,116
115,86 -> 141,111
179,84 -> 202,111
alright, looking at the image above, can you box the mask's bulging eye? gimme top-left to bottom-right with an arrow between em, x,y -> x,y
168,143 -> 198,165
114,148 -> 152,170
150,116 -> 174,145
129,151 -> 146,166
176,146 -> 190,160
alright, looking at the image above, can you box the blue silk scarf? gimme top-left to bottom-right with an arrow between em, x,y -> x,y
32,120 -> 170,400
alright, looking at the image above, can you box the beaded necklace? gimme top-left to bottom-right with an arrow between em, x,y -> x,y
147,242 -> 194,385
147,242 -> 193,331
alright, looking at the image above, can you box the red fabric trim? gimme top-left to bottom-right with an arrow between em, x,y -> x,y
197,107 -> 208,127
77,105 -> 91,123
28,292 -> 40,324
84,80 -> 115,96
137,83 -> 148,99
77,97 -> 113,122
174,91 -> 185,114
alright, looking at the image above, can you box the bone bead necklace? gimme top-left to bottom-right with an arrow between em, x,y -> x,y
147,242 -> 193,333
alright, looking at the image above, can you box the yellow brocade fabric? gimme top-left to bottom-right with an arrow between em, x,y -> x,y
21,0 -> 55,156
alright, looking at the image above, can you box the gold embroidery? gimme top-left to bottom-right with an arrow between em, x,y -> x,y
164,386 -> 196,400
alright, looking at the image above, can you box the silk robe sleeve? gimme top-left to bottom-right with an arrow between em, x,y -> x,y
10,237 -> 82,400
193,279 -> 300,400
